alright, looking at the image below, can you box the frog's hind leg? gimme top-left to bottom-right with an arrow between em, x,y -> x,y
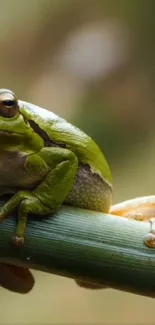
0,147 -> 78,246
0,190 -> 52,246
13,193 -> 51,245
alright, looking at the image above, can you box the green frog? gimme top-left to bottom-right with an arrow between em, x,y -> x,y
0,88 -> 112,246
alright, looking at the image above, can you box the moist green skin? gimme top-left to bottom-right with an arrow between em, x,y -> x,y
0,96 -> 113,245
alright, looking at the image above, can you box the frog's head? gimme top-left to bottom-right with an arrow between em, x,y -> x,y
0,89 -> 30,134
0,89 -> 44,152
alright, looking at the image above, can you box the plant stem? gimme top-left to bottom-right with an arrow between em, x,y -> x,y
0,197 -> 155,298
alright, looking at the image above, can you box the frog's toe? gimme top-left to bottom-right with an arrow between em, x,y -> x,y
127,211 -> 144,221
12,235 -> 25,247
144,217 -> 155,248
144,232 -> 155,248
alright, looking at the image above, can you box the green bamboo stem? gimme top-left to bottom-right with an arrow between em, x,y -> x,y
0,197 -> 155,298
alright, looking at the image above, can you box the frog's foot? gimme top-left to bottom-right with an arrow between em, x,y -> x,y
12,193 -> 51,246
0,191 -> 32,246
144,218 -> 155,248
110,197 -> 155,248
110,196 -> 155,221
0,191 -> 51,246
125,211 -> 145,221
0,209 -> 25,247
115,206 -> 155,248
12,235 -> 25,247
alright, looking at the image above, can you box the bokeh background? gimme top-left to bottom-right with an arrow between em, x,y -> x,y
1,0 -> 155,323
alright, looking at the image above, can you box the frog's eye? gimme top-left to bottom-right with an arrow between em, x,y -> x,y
0,89 -> 19,118
3,100 -> 16,107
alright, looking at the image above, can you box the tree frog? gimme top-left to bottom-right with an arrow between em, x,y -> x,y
0,88 -> 113,246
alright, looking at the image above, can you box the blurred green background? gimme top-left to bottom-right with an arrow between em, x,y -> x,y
1,0 -> 155,323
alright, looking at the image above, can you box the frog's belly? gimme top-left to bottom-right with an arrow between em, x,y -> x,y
0,152 -> 112,213
0,152 -> 47,193
65,164 -> 112,213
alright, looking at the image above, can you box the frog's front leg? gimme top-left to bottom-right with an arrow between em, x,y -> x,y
0,147 -> 78,245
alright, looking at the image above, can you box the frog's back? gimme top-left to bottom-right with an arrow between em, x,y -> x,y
19,100 -> 112,187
